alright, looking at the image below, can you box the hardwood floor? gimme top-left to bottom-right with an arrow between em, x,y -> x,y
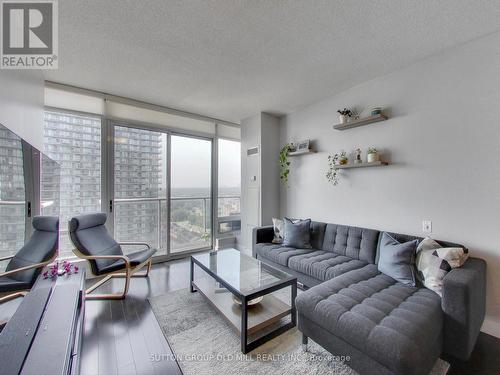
80,257 -> 500,375
80,258 -> 190,375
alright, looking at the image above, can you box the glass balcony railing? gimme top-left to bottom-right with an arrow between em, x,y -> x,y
0,195 -> 240,263
113,195 -> 240,256
0,200 -> 25,270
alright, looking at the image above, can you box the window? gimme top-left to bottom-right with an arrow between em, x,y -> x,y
41,111 -> 102,257
113,125 -> 167,252
0,125 -> 25,266
170,135 -> 212,252
40,106 -> 239,259
217,139 -> 241,234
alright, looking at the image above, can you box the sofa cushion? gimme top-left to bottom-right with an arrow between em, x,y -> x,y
283,218 -> 312,248
378,232 -> 418,286
288,250 -> 367,281
322,224 -> 379,264
254,243 -> 313,266
296,265 -> 443,374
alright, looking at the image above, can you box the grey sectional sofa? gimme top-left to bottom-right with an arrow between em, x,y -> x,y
252,222 -> 486,375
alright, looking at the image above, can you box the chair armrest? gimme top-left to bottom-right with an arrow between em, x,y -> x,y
0,257 -> 54,278
72,250 -> 131,269
118,242 -> 151,250
442,257 -> 486,360
252,225 -> 274,258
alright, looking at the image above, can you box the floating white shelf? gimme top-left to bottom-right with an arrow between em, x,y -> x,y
333,114 -> 388,130
335,161 -> 388,169
288,149 -> 317,156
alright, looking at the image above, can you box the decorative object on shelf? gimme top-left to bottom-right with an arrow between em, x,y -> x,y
371,107 -> 382,116
367,147 -> 380,163
355,148 -> 362,164
42,260 -> 79,279
326,154 -> 340,186
296,139 -> 310,152
279,143 -> 294,185
337,108 -> 353,124
339,150 -> 348,165
333,113 -> 388,130
232,295 -> 264,307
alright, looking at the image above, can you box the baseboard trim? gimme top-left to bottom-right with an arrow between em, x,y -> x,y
481,316 -> 500,338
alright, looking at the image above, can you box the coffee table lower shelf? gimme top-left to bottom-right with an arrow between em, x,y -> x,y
192,277 -> 291,335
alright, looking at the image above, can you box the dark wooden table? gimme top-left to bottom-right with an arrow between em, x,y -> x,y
0,269 -> 85,375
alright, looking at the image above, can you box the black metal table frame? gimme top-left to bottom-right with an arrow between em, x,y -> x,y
190,255 -> 297,354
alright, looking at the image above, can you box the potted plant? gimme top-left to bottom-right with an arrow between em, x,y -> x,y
339,150 -> 348,165
354,148 -> 362,164
337,108 -> 353,124
367,147 -> 379,163
279,143 -> 294,185
326,154 -> 340,186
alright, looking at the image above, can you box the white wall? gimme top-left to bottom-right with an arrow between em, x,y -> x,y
260,113 -> 281,226
240,113 -> 280,252
0,70 -> 45,149
280,31 -> 500,338
241,114 -> 262,251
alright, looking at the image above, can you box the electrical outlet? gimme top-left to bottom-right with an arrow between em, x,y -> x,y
422,220 -> 432,233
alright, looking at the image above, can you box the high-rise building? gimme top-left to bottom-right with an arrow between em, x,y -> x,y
113,125 -> 165,249
42,111 -> 102,256
0,125 -> 26,263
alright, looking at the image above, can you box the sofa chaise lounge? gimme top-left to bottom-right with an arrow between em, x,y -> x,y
252,221 -> 486,375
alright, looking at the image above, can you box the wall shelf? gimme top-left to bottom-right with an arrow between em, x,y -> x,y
288,149 -> 317,156
333,114 -> 388,130
335,161 -> 388,169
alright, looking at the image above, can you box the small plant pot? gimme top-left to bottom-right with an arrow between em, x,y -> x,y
367,153 -> 379,163
339,158 -> 348,165
339,114 -> 349,124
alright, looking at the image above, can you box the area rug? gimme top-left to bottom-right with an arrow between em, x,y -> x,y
149,288 -> 449,375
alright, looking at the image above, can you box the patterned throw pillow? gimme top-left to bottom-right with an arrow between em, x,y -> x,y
272,218 -> 284,244
416,237 -> 469,296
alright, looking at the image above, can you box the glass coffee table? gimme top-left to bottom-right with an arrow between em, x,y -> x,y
190,249 -> 297,354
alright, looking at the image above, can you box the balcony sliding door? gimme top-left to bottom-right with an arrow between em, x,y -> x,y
170,135 -> 212,253
111,125 -> 212,257
112,125 -> 168,255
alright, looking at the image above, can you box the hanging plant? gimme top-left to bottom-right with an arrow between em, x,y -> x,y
279,143 -> 293,185
326,154 -> 341,186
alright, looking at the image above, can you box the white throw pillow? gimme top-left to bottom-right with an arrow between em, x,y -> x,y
272,218 -> 284,244
416,237 -> 469,296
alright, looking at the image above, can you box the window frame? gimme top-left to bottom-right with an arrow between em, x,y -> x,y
43,106 -> 240,261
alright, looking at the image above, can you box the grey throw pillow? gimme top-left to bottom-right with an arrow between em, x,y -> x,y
283,218 -> 312,249
378,232 -> 418,286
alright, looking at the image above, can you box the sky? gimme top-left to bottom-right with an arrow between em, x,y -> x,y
170,136 -> 240,189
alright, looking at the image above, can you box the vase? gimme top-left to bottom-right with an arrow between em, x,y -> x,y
367,153 -> 379,163
339,114 -> 349,124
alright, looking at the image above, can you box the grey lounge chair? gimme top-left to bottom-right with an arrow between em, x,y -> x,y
69,213 -> 156,300
0,216 -> 59,303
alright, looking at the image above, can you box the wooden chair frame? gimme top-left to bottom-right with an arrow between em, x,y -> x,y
73,242 -> 153,300
0,252 -> 58,303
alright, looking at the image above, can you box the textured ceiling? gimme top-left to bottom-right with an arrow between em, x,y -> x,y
44,0 -> 500,123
